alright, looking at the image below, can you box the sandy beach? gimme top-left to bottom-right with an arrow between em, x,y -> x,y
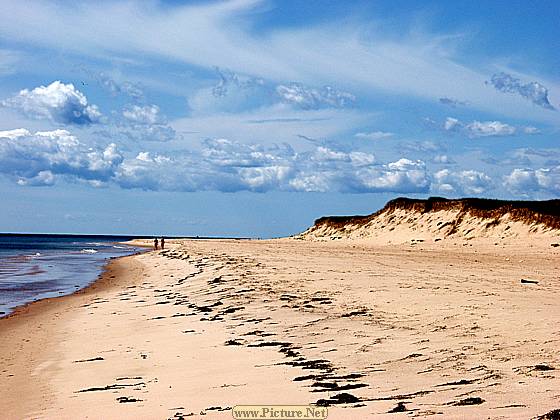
1,236 -> 559,419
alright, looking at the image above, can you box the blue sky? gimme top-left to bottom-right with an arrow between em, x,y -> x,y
0,0 -> 558,237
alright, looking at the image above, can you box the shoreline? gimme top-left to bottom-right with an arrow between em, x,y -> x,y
0,253 -> 147,419
0,240 -> 150,320
1,238 -> 558,418
0,253 -> 135,321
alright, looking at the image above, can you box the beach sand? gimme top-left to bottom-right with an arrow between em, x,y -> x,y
1,238 -> 559,419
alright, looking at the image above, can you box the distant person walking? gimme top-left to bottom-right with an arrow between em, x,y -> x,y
154,238 -> 159,250
160,237 -> 165,250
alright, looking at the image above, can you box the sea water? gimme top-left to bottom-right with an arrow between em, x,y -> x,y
0,234 -> 144,317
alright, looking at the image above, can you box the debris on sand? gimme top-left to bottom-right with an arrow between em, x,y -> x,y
533,364 -> 555,371
73,356 -> 104,363
316,392 -> 361,406
388,402 -> 408,413
521,279 -> 539,284
224,339 -> 243,346
452,397 -> 485,406
116,396 -> 142,403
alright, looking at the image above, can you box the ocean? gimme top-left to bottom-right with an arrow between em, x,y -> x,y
0,234 -> 144,317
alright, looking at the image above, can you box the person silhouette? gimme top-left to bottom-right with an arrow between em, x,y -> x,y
154,238 -> 159,250
160,237 -> 165,250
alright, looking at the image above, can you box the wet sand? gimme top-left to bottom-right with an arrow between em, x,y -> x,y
0,239 -> 559,419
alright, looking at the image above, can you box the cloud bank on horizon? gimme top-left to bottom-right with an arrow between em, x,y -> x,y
0,0 -> 559,204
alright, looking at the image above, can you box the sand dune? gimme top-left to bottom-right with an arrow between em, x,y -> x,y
296,197 -> 560,246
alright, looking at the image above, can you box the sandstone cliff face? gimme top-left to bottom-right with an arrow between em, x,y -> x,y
296,197 -> 560,244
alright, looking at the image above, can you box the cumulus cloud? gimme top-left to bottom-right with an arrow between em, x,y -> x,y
15,127 -> 560,197
2,81 -> 101,125
116,139 -> 296,193
0,128 -> 122,185
97,104 -> 176,142
441,117 -> 538,138
0,127 -> 435,194
352,158 -> 430,193
287,156 -> 428,193
354,131 -> 393,140
465,120 -> 516,137
504,167 -> 560,195
115,151 -> 180,191
123,105 -> 164,124
432,169 -> 492,195
489,72 -> 555,110
276,83 -> 355,110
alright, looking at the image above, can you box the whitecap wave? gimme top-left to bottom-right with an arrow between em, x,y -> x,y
80,249 -> 98,254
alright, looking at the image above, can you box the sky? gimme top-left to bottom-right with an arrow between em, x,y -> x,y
0,0 -> 559,237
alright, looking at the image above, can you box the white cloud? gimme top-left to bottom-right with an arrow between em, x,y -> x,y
504,167 -> 560,195
441,117 -> 538,138
238,165 -> 292,192
123,105 -> 164,125
275,83 -> 355,110
0,127 -> 433,194
432,169 -> 492,195
354,158 -> 430,193
93,104 -> 176,143
312,146 -> 350,162
4,126 -> 554,197
465,120 -> 516,137
349,152 -> 376,166
289,173 -> 333,192
354,131 -> 393,140
0,128 -> 121,184
2,81 -> 101,125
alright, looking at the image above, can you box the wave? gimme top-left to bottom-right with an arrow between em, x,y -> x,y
80,249 -> 98,254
